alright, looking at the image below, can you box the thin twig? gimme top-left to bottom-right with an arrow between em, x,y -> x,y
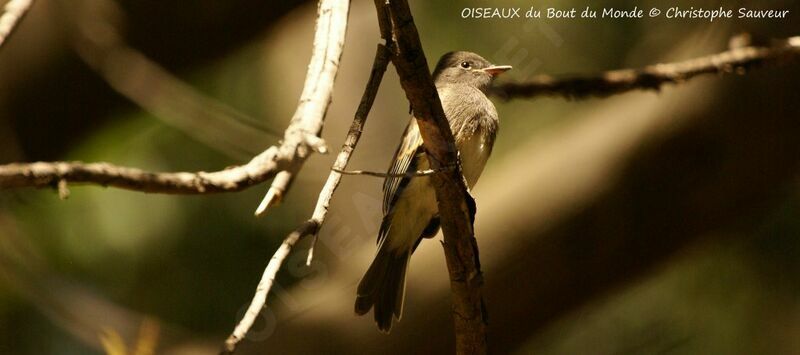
255,135 -> 330,216
222,220 -> 319,354
254,132 -> 328,216
332,166 -> 449,178
57,179 -> 69,200
223,43 -> 391,353
304,44 -> 391,264
254,170 -> 294,217
379,1 -> 488,353
492,35 -> 800,100
0,0 -> 33,50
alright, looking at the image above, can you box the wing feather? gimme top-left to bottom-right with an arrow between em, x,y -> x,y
382,119 -> 424,215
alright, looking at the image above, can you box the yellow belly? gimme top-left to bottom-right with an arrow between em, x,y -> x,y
457,131 -> 492,189
385,131 -> 491,250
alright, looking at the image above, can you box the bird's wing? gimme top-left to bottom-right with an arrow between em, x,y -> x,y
382,118 -> 424,215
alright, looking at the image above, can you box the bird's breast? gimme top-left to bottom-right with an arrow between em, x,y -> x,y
457,128 -> 493,189
438,84 -> 498,189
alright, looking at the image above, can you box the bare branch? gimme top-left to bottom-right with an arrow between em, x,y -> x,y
1,0 -> 349,201
223,220 -> 318,354
254,171 -> 294,216
372,0 -> 393,46
252,0 -> 347,216
332,166 -> 450,178
492,35 -> 800,100
57,179 -> 69,200
0,0 -> 33,50
303,44 -> 391,263
380,1 -> 487,353
223,43 -> 391,353
0,148 -> 284,194
255,137 -> 328,217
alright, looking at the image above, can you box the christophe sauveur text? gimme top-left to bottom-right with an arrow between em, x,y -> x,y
461,6 -> 790,21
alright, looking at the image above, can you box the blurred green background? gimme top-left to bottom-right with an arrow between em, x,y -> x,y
0,0 -> 798,354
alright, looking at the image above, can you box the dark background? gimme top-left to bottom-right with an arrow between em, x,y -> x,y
0,0 -> 798,354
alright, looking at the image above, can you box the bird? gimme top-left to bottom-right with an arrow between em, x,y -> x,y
354,51 -> 511,333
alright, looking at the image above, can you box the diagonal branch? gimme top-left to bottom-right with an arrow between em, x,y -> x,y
222,220 -> 318,355
0,0 -> 33,50
378,0 -> 487,353
254,170 -> 296,216
492,35 -> 800,100
223,43 -> 391,354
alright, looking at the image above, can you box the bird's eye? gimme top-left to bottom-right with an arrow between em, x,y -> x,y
460,61 -> 471,69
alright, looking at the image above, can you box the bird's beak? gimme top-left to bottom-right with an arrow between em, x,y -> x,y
483,65 -> 512,77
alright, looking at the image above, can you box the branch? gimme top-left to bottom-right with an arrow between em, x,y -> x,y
303,43 -> 390,264
0,0 -> 349,201
257,137 -> 331,216
0,0 -> 33,50
492,36 -> 800,100
223,43 -> 391,354
222,220 -> 318,355
0,148 -> 285,193
254,170 -> 295,216
379,1 -> 487,353
254,0 -> 351,216
332,166 -> 450,178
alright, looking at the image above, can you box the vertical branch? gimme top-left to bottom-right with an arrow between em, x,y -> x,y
378,1 -> 488,353
255,0 -> 350,216
306,44 -> 392,261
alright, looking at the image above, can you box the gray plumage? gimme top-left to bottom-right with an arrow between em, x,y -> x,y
355,51 -> 510,333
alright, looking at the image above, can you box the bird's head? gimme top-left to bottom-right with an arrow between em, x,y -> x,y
432,51 -> 511,92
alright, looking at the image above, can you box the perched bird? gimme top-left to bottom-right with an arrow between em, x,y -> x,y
355,51 -> 511,332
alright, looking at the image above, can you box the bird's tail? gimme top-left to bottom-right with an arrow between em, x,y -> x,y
354,242 -> 411,333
